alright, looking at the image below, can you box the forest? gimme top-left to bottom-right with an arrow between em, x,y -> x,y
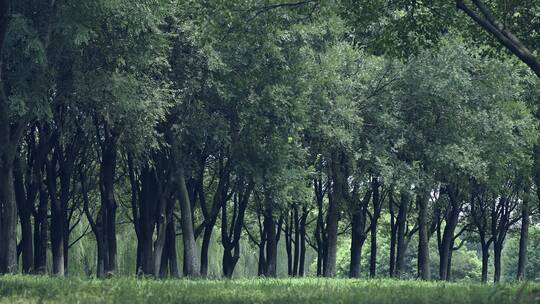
1,0 -> 540,303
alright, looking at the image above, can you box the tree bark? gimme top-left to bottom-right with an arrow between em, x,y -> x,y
517,199 -> 529,280
439,187 -> 460,281
480,243 -> 489,284
34,171 -> 48,274
349,190 -> 370,278
417,191 -> 431,280
395,192 -> 409,277
263,203 -> 277,277
14,158 -> 34,273
0,162 -> 18,274
389,195 -> 396,277
178,165 -> 201,277
100,135 -> 118,275
369,178 -> 381,278
298,206 -> 308,277
493,242 -> 502,283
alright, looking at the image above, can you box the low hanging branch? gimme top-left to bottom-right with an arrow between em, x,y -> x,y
455,0 -> 540,78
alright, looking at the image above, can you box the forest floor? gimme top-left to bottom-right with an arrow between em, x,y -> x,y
0,275 -> 539,304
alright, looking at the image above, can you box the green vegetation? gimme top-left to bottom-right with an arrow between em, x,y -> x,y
0,276 -> 539,304
2,1 -> 540,302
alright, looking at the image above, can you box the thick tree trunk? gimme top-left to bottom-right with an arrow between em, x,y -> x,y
493,242 -> 502,283
178,165 -> 200,277
264,205 -> 277,277
480,243 -> 489,284
395,192 -> 409,277
417,191 -> 430,280
349,190 -> 370,278
517,200 -> 529,280
0,163 -> 18,274
200,217 -> 217,277
48,156 -> 65,276
166,216 -> 179,278
152,196 -> 168,277
34,175 -> 48,274
138,167 -> 155,275
100,138 -> 118,275
14,160 -> 34,273
324,192 -> 338,277
350,211 -> 366,278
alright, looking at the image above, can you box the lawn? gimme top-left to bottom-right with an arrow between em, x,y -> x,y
0,276 -> 539,304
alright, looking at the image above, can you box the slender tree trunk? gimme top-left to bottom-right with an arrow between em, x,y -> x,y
314,187 -> 325,277
517,200 -> 529,280
298,206 -> 307,277
257,238 -> 267,276
285,215 -> 292,276
369,179 -> 381,278
417,191 -> 430,280
389,197 -> 396,277
292,206 -> 300,276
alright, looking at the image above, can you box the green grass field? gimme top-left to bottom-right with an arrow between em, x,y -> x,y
0,276 -> 539,304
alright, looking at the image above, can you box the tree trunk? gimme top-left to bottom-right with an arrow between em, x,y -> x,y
350,190 -> 370,278
166,215 -> 179,278
417,191 -> 430,280
178,165 -> 200,277
493,242 -> 502,283
285,215 -> 293,276
264,204 -> 277,277
99,133 -> 118,276
389,196 -> 396,277
517,200 -> 529,280
324,192 -> 338,277
47,156 -> 65,276
0,162 -> 18,273
14,160 -> 34,273
395,192 -> 409,277
34,172 -> 48,274
200,216 -> 217,277
350,211 -> 366,278
292,206 -> 300,276
480,243 -> 489,284
298,206 -> 307,277
369,179 -> 381,278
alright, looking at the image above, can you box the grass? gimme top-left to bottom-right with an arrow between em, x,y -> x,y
0,276 -> 539,304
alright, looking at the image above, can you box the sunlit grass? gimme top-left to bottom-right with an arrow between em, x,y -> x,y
0,275 -> 539,304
